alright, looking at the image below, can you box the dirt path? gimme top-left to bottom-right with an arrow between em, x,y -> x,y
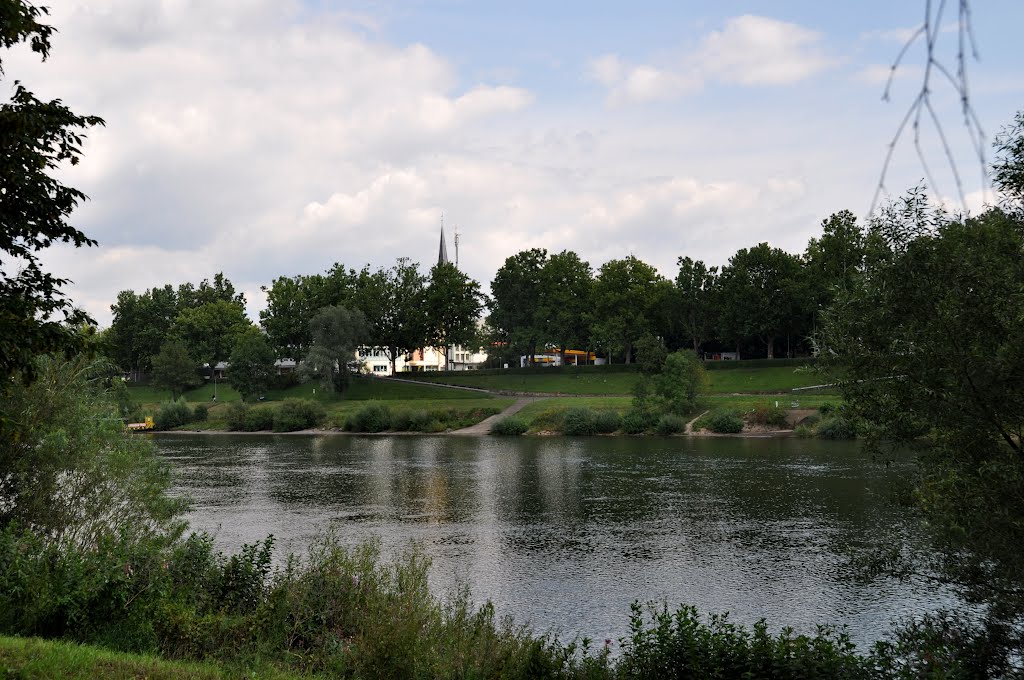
450,397 -> 538,435
685,410 -> 709,434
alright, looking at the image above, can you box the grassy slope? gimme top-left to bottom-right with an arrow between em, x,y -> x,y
135,378 -> 504,431
0,636 -> 304,680
403,371 -> 640,395
512,393 -> 842,431
405,365 -> 832,396
131,376 -> 487,407
187,397 -> 514,432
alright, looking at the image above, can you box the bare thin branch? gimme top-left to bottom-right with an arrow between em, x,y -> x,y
872,0 -> 987,215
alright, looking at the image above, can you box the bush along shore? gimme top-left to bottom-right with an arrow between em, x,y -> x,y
0,528 -> 940,679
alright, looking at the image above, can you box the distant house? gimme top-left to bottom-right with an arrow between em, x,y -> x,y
520,350 -> 603,368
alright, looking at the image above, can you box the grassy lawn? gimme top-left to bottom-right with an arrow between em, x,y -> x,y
403,365 -> 832,396
327,397 -> 513,425
699,393 -> 842,411
403,372 -> 641,395
184,396 -> 514,432
515,397 -> 632,431
0,636 -> 302,679
507,392 -> 842,433
130,376 -> 487,409
705,367 -> 834,394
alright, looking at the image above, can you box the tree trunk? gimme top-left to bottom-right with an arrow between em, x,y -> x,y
625,342 -> 632,364
767,337 -> 775,359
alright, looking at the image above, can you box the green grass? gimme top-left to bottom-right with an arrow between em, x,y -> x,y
705,367 -> 835,394
0,636 -> 303,679
331,397 -> 513,428
402,365 -> 834,396
264,377 -> 486,402
132,366 -> 834,405
184,397 -> 514,432
515,397 -> 632,431
130,376 -> 485,408
699,394 -> 842,411
402,371 -> 641,395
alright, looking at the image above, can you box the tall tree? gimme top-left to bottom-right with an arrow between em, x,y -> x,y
303,305 -> 367,391
0,1 -> 104,384
260,264 -> 359,361
173,299 -> 250,377
592,256 -> 663,364
177,272 -> 245,310
674,257 -> 718,353
540,250 -> 593,364
803,211 -> 865,332
425,262 -> 485,367
489,248 -> 548,364
228,328 -> 276,402
362,258 -> 428,374
716,243 -> 803,359
107,285 -> 178,380
151,338 -> 201,399
260,275 -> 312,361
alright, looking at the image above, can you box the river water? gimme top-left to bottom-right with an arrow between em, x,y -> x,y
156,433 -> 945,649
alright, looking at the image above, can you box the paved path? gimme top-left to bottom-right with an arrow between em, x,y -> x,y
450,397 -> 538,435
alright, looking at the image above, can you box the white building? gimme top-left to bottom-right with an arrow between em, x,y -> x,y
351,228 -> 488,375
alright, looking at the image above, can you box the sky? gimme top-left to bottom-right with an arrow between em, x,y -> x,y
8,0 -> 1024,326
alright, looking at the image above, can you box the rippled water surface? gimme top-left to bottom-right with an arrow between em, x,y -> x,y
156,433 -> 942,648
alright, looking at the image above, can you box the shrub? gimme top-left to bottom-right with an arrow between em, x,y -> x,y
562,407 -> 598,436
817,416 -> 858,440
655,351 -> 708,415
705,410 -> 744,434
191,403 -> 209,423
406,410 -> 434,432
273,399 -> 326,432
747,405 -> 789,428
794,424 -> 815,438
244,407 -> 275,432
491,416 -> 528,435
594,410 -> 621,434
621,409 -> 655,434
655,413 -> 687,435
617,603 -> 868,679
154,397 -> 193,430
819,402 -> 836,416
347,403 -> 393,433
225,401 -> 249,431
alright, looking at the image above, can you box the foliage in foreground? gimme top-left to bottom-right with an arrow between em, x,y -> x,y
0,521 -> 917,680
0,635 -> 288,680
819,123 -> 1024,667
0,355 -> 184,549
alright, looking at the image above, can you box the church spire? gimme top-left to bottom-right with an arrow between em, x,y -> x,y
438,221 -> 449,266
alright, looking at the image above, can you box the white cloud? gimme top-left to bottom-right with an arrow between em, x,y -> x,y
861,25 -> 924,44
698,14 -> 834,86
855,63 -> 922,85
11,3 -> 997,329
589,15 -> 835,104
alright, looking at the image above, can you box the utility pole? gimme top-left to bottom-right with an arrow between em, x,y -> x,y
454,226 -> 460,268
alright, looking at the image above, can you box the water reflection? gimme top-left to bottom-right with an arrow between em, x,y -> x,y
157,433 -> 941,648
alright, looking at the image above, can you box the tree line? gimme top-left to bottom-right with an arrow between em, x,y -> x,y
106,209 -> 869,392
